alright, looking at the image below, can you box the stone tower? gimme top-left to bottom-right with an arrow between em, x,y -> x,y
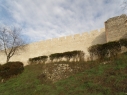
105,14 -> 127,42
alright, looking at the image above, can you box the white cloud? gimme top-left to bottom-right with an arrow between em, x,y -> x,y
0,0 -> 125,43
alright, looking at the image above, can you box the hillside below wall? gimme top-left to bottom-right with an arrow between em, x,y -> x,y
0,28 -> 106,65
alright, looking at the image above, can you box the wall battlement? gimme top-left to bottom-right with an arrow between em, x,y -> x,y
35,28 -> 105,44
0,14 -> 127,65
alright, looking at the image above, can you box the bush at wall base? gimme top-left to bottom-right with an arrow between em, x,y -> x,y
0,61 -> 24,80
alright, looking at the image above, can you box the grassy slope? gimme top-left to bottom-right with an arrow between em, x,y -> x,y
0,53 -> 127,95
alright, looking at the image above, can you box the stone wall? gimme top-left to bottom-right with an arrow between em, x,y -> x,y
0,28 -> 106,65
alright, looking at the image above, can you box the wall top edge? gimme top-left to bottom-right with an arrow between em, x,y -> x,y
105,14 -> 127,23
28,27 -> 105,45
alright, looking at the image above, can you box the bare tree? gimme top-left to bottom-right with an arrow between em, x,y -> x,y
121,0 -> 127,11
0,27 -> 26,63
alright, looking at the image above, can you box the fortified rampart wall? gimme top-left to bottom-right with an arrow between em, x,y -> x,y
0,28 -> 106,65
1,14 -> 127,65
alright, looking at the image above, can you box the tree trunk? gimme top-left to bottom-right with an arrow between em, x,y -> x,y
6,56 -> 10,63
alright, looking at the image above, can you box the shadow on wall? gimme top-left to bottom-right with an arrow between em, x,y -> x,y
91,32 -> 107,46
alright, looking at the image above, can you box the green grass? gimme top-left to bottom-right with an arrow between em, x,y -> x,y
0,53 -> 127,95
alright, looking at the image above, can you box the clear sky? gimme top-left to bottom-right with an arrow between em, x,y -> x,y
0,0 -> 126,43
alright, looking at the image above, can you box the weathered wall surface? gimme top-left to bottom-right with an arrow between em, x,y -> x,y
105,14 -> 127,42
0,28 -> 106,65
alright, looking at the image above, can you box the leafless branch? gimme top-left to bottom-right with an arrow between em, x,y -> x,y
0,26 -> 26,63
121,0 -> 127,11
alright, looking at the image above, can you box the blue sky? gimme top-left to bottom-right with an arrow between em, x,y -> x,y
0,0 -> 126,43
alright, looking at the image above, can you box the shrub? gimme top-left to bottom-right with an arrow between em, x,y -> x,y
63,51 -> 73,61
88,41 -> 121,60
63,50 -> 85,61
119,38 -> 127,47
49,53 -> 64,62
0,64 -> 1,78
29,55 -> 48,64
49,50 -> 85,62
88,44 -> 101,60
0,64 -> 1,68
106,41 -> 121,58
0,61 -> 24,79
40,56 -> 48,63
88,44 -> 108,60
